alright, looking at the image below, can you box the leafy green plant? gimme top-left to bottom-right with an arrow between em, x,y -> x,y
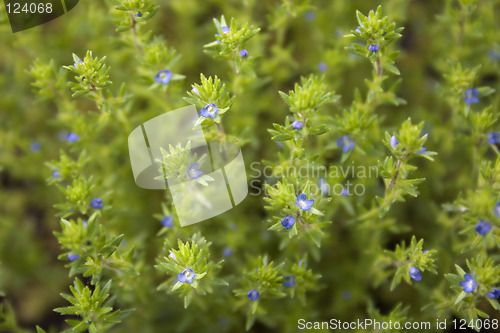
1,1 -> 500,332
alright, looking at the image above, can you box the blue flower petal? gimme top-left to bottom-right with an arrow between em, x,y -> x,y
495,202 -> 500,218
30,141 -> 41,152
155,70 -> 173,85
390,135 -> 398,148
178,269 -> 195,283
487,287 -> 500,299
336,136 -> 355,152
161,215 -> 174,227
247,289 -> 259,301
475,220 -> 491,235
215,33 -> 222,43
460,274 -> 477,293
90,198 -> 103,209
281,215 -> 296,229
66,133 -> 79,142
284,275 -> 296,287
68,253 -> 80,261
465,88 -> 480,105
223,247 -> 232,257
187,163 -> 203,179
296,193 -> 314,211
409,267 -> 422,281
418,147 -> 427,154
488,132 -> 500,144
200,104 -> 218,118
292,120 -> 303,130
52,168 -> 61,178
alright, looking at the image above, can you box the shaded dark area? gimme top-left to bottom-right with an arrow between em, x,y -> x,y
1,0 -> 500,332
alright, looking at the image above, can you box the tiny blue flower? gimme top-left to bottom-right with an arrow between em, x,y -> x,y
187,163 -> 203,179
488,132 -> 499,144
355,26 -> 361,33
495,202 -> 500,218
298,259 -> 307,268
178,268 -> 195,283
30,141 -> 41,152
90,198 -> 103,209
409,267 -> 422,281
68,253 -> 80,261
341,187 -> 349,196
296,193 -> 314,211
390,135 -> 398,148
86,321 -> 91,325
490,50 -> 500,61
475,220 -> 491,235
292,120 -> 303,130
200,103 -> 218,118
52,168 -> 61,178
487,287 -> 500,299
247,289 -> 259,301
66,133 -> 79,142
318,62 -> 327,72
304,11 -> 315,21
284,275 -> 296,287
281,215 -> 295,229
218,317 -> 229,328
276,142 -> 283,148
368,44 -> 380,52
161,215 -> 173,227
221,26 -> 230,34
223,247 -> 232,257
319,177 -> 329,195
82,220 -> 88,228
239,49 -> 248,57
155,70 -> 172,85
464,88 -> 480,105
418,147 -> 427,154
336,136 -> 355,153
73,60 -> 83,68
459,274 -> 477,293
191,86 -> 199,95
215,33 -> 222,43
135,12 -> 142,17
169,252 -> 177,260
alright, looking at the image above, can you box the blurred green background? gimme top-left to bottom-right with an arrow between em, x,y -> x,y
1,0 -> 500,332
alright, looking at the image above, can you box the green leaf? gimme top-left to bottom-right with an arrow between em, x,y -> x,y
383,62 -> 400,75
454,291 -> 467,305
184,292 -> 193,308
36,326 -> 47,333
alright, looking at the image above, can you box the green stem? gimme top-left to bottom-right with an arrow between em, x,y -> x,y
129,12 -> 143,54
375,57 -> 383,78
387,159 -> 402,193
